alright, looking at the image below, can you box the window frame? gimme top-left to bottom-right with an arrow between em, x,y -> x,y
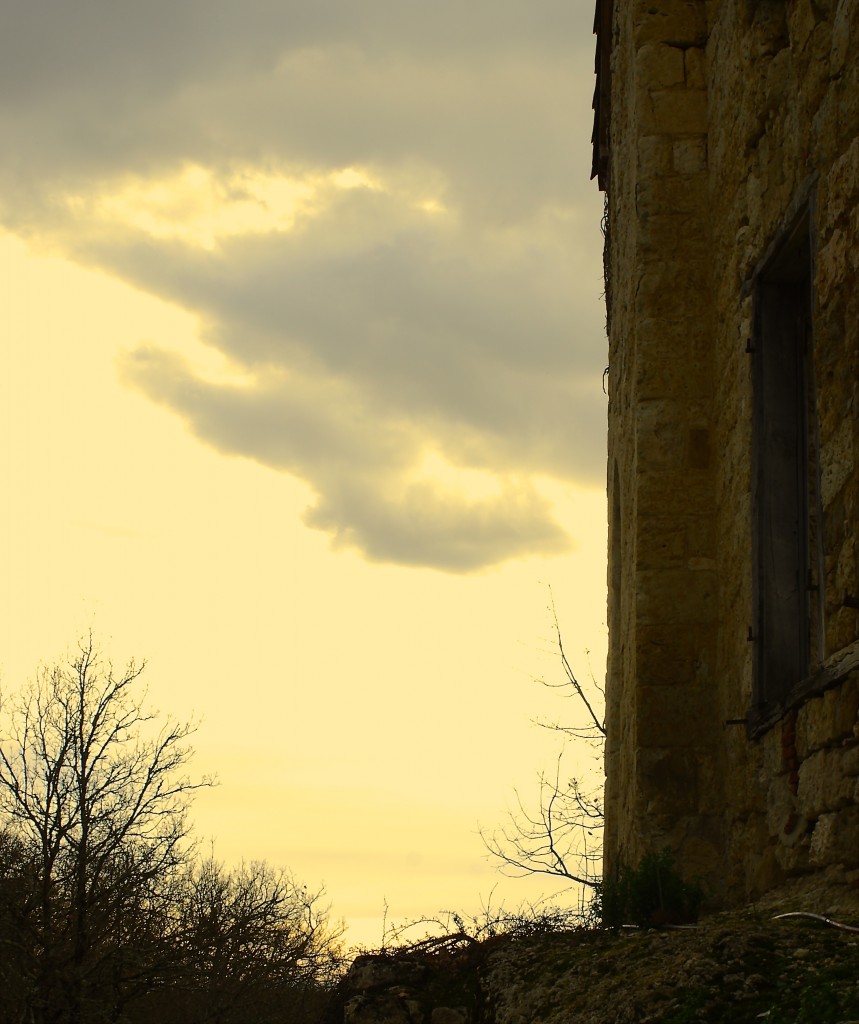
747,207 -> 827,735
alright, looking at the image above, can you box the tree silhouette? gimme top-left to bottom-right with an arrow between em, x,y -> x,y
0,636 -> 210,1024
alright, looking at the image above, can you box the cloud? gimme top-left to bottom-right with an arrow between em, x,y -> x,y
122,346 -> 570,571
2,1 -> 606,571
305,481 -> 569,572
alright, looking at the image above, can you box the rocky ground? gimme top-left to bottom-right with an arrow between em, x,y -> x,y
328,877 -> 859,1024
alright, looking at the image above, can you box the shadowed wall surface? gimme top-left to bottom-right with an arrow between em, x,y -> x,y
597,0 -> 859,900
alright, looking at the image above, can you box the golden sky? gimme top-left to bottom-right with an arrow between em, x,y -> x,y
0,1 -> 607,948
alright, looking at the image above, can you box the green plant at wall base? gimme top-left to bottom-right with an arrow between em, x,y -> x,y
599,849 -> 703,930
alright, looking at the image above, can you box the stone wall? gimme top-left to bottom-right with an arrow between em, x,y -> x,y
600,0 -> 859,902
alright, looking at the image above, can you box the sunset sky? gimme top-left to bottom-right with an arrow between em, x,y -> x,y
0,0 -> 607,948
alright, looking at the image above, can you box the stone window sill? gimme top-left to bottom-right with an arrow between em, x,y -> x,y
747,638 -> 859,738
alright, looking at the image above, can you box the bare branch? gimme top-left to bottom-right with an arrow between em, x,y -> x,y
484,591 -> 605,898
544,588 -> 606,738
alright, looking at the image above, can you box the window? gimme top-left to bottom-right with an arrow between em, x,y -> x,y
751,210 -> 824,723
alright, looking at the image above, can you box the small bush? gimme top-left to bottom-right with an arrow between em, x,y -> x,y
599,849 -> 703,929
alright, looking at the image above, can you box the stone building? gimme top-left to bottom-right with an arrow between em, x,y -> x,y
593,0 -> 859,901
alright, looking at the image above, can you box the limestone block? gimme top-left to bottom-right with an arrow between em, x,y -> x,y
827,612 -> 859,665
348,957 -> 400,992
744,173 -> 764,232
832,678 -> 859,738
638,468 -> 714,517
638,214 -> 713,260
751,843 -> 784,895
642,89 -> 709,135
638,683 -> 713,747
722,734 -> 762,818
637,625 -> 714,688
634,331 -> 716,403
634,259 -> 711,318
764,48 -> 793,113
817,381 -> 849,448
821,415 -> 854,509
765,774 -> 801,841
841,744 -> 859,778
797,748 -> 854,819
673,137 -> 708,175
632,0 -> 708,47
637,747 -> 701,813
431,1009 -> 468,1024
635,172 -> 709,219
636,42 -> 686,88
780,812 -> 810,850
764,125 -> 794,193
775,836 -> 810,876
638,134 -> 674,177
798,686 -> 859,760
787,0 -> 817,53
685,515 -> 717,560
732,226 -> 758,287
748,1 -> 790,59
823,135 -> 859,230
684,47 -> 707,89
831,0 -> 856,75
635,568 -> 718,627
816,228 -> 848,308
851,207 -> 859,274
634,400 -> 710,470
795,707 -> 817,763
679,833 -> 722,880
812,85 -> 839,165
794,29 -> 831,111
837,61 -> 859,150
810,807 -> 859,867
636,516 -> 688,568
345,994 -> 414,1024
683,428 -> 711,475
833,535 -> 856,593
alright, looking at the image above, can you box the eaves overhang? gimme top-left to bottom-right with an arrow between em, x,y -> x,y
591,0 -> 613,190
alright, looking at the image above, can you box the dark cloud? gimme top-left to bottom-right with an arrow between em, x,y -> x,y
0,3 -> 596,220
2,0 -> 606,571
122,346 -> 571,571
91,186 -> 604,469
0,1 -> 584,101
304,479 -> 570,572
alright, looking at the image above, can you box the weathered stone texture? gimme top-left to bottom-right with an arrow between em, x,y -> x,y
600,0 -> 859,903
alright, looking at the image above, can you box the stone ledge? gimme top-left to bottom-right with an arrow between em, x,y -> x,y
748,639 -> 859,738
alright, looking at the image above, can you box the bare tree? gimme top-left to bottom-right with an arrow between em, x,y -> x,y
168,857 -> 344,1024
482,592 -> 605,895
0,635 -> 212,1024
482,753 -> 603,889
